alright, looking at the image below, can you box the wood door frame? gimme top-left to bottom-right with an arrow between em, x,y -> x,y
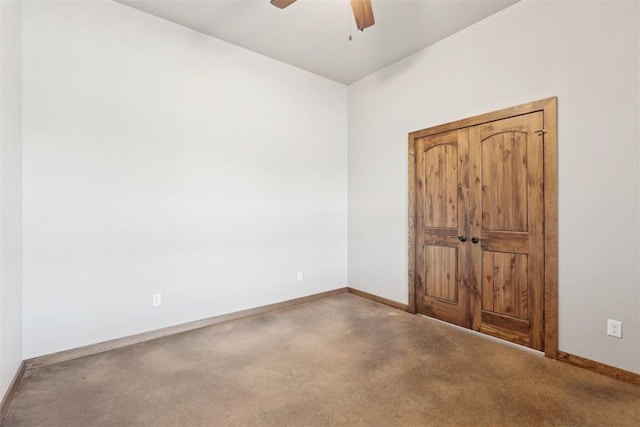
408,97 -> 558,358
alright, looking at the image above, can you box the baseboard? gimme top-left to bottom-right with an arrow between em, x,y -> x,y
26,287 -> 349,369
556,351 -> 640,385
345,288 -> 640,385
18,288 -> 640,389
0,361 -> 26,422
347,287 -> 409,311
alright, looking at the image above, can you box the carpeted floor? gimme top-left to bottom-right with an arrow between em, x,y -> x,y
2,293 -> 639,426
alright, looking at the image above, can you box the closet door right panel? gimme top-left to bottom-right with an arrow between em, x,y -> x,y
468,112 -> 545,351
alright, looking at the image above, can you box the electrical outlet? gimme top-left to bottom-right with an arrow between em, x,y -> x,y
607,319 -> 622,338
297,271 -> 303,281
152,293 -> 162,307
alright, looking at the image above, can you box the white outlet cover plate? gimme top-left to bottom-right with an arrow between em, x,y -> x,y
607,319 -> 622,338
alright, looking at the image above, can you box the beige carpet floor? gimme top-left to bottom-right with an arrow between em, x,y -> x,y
2,293 -> 639,426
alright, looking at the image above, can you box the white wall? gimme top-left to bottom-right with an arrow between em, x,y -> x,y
0,0 -> 23,397
348,0 -> 640,373
20,0 -> 640,375
22,0 -> 347,358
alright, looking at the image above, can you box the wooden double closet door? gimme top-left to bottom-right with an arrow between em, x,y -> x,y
411,101 -> 557,352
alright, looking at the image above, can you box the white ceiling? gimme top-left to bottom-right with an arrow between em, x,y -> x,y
115,0 -> 520,84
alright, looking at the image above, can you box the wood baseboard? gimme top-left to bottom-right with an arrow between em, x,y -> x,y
557,351 -> 640,385
345,288 -> 640,385
17,288 -> 640,391
0,361 -> 25,422
26,287 -> 349,369
347,287 -> 409,311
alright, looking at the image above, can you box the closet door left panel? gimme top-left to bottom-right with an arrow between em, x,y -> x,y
415,130 -> 470,327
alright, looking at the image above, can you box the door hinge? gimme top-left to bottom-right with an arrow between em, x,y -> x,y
409,152 -> 416,161
535,129 -> 547,136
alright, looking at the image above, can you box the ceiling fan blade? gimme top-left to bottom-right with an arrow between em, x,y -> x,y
351,0 -> 375,31
271,0 -> 297,9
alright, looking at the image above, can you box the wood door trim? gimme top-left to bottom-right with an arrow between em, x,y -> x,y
542,98 -> 559,359
408,135 -> 417,313
408,97 -> 558,357
409,98 -> 555,139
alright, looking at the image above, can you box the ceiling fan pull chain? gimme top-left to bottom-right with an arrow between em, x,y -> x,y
348,2 -> 353,41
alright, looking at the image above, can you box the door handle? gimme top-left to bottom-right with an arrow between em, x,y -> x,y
471,237 -> 479,244
458,235 -> 467,242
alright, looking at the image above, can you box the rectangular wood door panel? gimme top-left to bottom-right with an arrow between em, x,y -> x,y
481,131 -> 529,232
480,251 -> 528,319
422,296 -> 467,327
424,143 -> 458,229
481,311 -> 530,334
478,231 -> 529,254
478,323 -> 531,348
424,245 -> 458,303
